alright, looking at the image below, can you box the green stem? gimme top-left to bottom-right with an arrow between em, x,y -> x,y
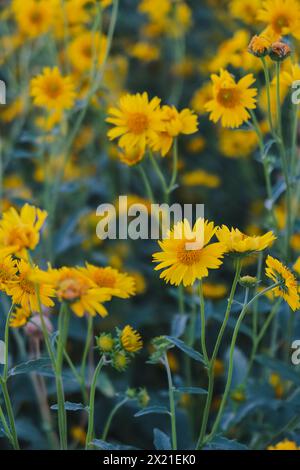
164,353 -> 177,450
80,316 -> 93,388
169,139 -> 178,193
261,57 -> 275,135
148,150 -> 169,203
0,377 -> 19,449
101,398 -> 128,441
198,280 -> 209,365
85,356 -> 105,449
196,258 -> 242,448
138,164 -> 154,203
205,283 -> 281,445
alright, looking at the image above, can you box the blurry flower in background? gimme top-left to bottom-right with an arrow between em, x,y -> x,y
216,226 -> 276,254
257,0 -> 300,39
268,439 -> 300,450
265,256 -> 300,311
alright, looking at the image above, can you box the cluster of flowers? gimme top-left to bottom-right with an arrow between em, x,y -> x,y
0,203 -> 137,328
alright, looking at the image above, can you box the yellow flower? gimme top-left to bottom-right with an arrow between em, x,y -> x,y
30,67 -> 76,112
248,34 -> 271,57
205,70 -> 257,128
120,325 -> 143,353
48,267 -> 112,317
67,32 -> 107,72
269,373 -> 284,399
258,0 -> 300,40
153,219 -> 226,287
191,83 -> 213,115
83,264 -> 136,299
130,42 -> 160,62
186,136 -> 206,153
6,260 -> 55,312
0,204 -> 47,258
150,105 -> 198,156
106,92 -> 164,153
265,256 -> 300,311
294,256 -> 300,275
216,226 -> 276,254
10,307 -> 31,328
70,426 -> 87,446
117,144 -> 145,166
213,359 -> 225,377
182,170 -> 221,188
230,0 -> 262,25
202,282 -> 227,300
268,439 -> 300,450
219,128 -> 258,158
12,0 -> 54,38
97,334 -> 115,352
0,256 -> 18,292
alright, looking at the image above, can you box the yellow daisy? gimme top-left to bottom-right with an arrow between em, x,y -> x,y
216,226 -> 276,254
48,267 -> 112,317
268,439 -> 300,450
120,325 -> 143,353
83,264 -> 136,299
12,0 -> 54,38
30,67 -> 76,112
0,256 -> 18,292
106,92 -> 164,153
67,32 -> 107,73
6,260 -> 55,312
10,307 -> 31,328
205,69 -> 257,128
258,0 -> 300,39
0,204 -> 47,258
265,256 -> 300,311
230,0 -> 262,25
153,219 -> 226,287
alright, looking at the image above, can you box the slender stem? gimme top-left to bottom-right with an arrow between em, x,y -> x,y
205,283 -> 281,445
2,303 -> 15,381
198,280 -> 209,365
164,353 -> 177,450
148,150 -> 169,203
85,356 -> 105,449
80,316 -> 93,385
169,139 -> 178,193
0,405 -> 13,446
261,57 -> 275,135
101,398 -> 128,441
196,258 -> 242,448
138,164 -> 154,203
0,377 -> 19,449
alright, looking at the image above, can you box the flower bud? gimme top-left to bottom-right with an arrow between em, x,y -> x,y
248,35 -> 270,57
97,333 -> 115,353
269,41 -> 291,61
239,275 -> 259,288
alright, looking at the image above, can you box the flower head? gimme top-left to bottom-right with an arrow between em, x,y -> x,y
216,226 -> 276,255
269,40 -> 291,61
30,67 -> 76,112
67,32 -> 107,72
10,307 -> 31,328
106,92 -> 164,153
120,325 -> 143,353
83,264 -> 136,299
12,0 -> 54,38
248,34 -> 271,57
48,267 -> 112,317
265,256 -> 300,311
205,70 -> 257,128
268,439 -> 300,450
258,0 -> 300,40
153,219 -> 226,287
0,204 -> 47,258
97,333 -> 115,352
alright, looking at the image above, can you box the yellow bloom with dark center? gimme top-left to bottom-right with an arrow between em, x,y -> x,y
268,439 -> 300,450
153,219 -> 226,287
67,32 -> 107,72
216,226 -> 276,254
12,0 -> 54,38
0,256 -> 18,292
120,325 -> 143,353
0,204 -> 47,258
182,170 -> 220,188
30,67 -> 76,112
48,267 -> 112,317
265,256 -> 300,311
219,128 -> 258,158
205,69 -> 257,128
10,307 -> 31,328
106,92 -> 164,153
258,0 -> 300,40
6,260 -> 55,312
83,264 -> 136,299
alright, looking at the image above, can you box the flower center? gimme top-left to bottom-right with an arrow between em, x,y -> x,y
93,270 -> 116,288
273,14 -> 290,32
217,87 -> 240,108
177,241 -> 202,265
29,9 -> 43,25
58,278 -> 86,301
19,278 -> 35,295
45,81 -> 63,99
127,113 -> 149,134
82,44 -> 93,59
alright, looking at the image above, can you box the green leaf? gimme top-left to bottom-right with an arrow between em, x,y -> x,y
8,358 -> 54,378
205,436 -> 248,450
153,428 -> 171,450
175,386 -> 207,395
51,402 -> 88,412
91,439 -> 138,450
134,406 -> 170,417
165,336 -> 205,363
255,355 -> 300,385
